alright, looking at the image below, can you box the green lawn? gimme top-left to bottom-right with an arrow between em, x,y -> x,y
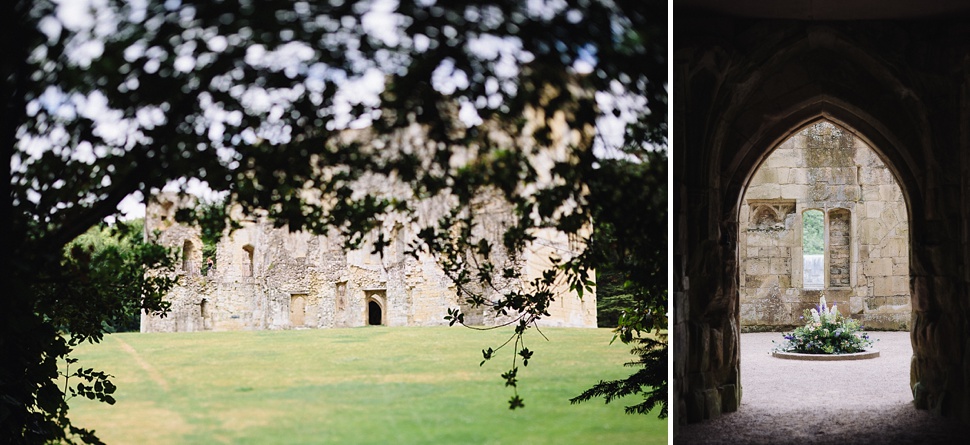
66,327 -> 666,444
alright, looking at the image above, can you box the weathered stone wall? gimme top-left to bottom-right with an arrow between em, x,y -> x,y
141,192 -> 596,332
739,122 -> 910,331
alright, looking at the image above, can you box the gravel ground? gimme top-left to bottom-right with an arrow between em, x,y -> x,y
674,332 -> 970,444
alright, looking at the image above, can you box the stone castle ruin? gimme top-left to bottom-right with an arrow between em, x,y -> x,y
141,192 -> 597,332
739,121 -> 910,331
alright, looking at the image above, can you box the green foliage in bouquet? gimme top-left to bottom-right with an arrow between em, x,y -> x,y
774,295 -> 874,354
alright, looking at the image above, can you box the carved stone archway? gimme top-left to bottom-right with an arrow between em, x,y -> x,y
675,19 -> 970,425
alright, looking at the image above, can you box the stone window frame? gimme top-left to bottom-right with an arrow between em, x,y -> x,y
742,198 -> 796,293
199,298 -> 212,330
241,244 -> 255,277
799,208 -> 825,290
795,205 -> 854,290
182,239 -> 197,274
826,208 -> 852,289
335,281 -> 347,312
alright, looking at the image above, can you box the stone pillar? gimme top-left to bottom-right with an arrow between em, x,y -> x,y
907,67 -> 970,422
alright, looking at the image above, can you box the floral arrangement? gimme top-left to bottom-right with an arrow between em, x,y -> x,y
773,295 -> 874,354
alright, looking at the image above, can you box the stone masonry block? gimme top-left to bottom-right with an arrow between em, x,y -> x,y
832,167 -> 855,184
862,185 -> 880,201
884,238 -> 906,257
769,258 -> 791,274
790,168 -> 810,185
867,258 -> 893,276
886,295 -> 910,307
880,184 -> 901,201
866,201 -> 885,218
892,258 -> 908,276
849,296 -> 865,314
721,384 -> 740,413
891,276 -> 909,294
874,276 -> 894,296
745,184 -> 781,199
752,168 -> 777,184
703,389 -> 722,420
765,149 -> 799,168
780,184 -> 803,198
746,259 -> 770,275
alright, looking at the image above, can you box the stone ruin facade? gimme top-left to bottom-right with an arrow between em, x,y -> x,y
141,192 -> 597,332
739,121 -> 910,331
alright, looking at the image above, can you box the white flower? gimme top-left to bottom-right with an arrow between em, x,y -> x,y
811,308 -> 820,323
830,304 -> 838,318
819,295 -> 827,311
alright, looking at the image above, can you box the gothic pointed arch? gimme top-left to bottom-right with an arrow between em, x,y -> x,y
675,19 -> 968,425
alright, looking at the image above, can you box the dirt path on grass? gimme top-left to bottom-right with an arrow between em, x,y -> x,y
114,335 -> 170,392
674,332 -> 970,444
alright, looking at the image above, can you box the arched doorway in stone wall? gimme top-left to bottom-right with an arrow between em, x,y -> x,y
676,15 -> 970,434
365,290 -> 386,326
739,120 -> 911,333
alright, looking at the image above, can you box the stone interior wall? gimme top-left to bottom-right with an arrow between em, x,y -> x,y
739,122 -> 910,331
141,192 -> 596,332
677,18 -> 970,425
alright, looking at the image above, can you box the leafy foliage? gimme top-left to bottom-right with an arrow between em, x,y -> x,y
802,209 -> 824,255
774,295 -> 875,354
596,281 -> 637,328
570,335 -> 667,417
65,219 -> 168,332
186,200 -> 235,273
2,0 -> 666,441
566,150 -> 667,417
2,219 -> 176,443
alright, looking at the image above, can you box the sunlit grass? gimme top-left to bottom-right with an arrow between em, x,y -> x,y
66,327 -> 665,444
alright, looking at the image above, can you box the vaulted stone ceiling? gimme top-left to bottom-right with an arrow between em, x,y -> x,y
677,0 -> 970,20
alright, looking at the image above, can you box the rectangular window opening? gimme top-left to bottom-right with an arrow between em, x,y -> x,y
803,209 -> 824,289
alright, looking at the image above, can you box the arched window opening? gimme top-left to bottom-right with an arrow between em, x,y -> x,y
336,281 -> 347,312
200,299 -> 212,330
182,240 -> 195,274
802,209 -> 824,289
242,245 -> 254,277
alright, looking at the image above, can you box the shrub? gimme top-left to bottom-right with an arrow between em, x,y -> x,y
774,295 -> 874,354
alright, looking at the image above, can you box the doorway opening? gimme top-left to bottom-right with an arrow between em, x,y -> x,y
365,290 -> 386,326
727,118 -> 914,438
739,120 -> 910,332
290,294 -> 307,327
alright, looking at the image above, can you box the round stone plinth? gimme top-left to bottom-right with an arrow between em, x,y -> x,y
772,350 -> 879,361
